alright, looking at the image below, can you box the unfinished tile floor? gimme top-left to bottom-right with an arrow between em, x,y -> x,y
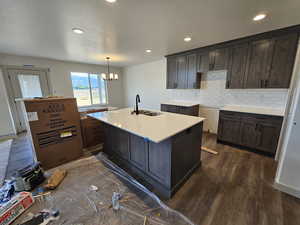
5,132 -> 300,225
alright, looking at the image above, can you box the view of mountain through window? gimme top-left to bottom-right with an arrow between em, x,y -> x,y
71,72 -> 107,106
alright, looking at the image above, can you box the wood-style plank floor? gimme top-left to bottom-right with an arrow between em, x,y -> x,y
167,132 -> 300,225
5,132 -> 300,225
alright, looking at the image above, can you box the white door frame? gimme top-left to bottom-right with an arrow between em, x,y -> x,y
1,65 -> 52,133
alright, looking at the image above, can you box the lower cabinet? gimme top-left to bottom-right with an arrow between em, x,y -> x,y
161,104 -> 199,116
217,111 -> 283,155
102,122 -> 203,198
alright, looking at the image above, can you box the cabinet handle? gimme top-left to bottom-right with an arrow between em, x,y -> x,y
265,80 -> 268,88
226,80 -> 230,88
260,80 -> 263,88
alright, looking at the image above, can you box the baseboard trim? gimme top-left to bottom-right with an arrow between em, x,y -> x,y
0,133 -> 16,141
274,181 -> 300,199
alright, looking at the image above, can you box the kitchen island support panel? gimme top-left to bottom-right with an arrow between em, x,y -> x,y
102,122 -> 203,199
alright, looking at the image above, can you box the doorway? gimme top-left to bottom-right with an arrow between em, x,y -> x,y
2,66 -> 51,133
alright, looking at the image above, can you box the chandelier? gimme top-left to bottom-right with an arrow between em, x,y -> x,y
101,57 -> 118,80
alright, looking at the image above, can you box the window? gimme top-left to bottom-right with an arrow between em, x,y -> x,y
71,72 -> 107,107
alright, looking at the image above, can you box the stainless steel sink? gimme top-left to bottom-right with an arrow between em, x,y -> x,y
131,110 -> 161,116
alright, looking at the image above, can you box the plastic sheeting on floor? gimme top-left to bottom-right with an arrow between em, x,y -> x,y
13,153 -> 195,225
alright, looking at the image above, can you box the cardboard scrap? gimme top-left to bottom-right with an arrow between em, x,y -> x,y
44,169 -> 67,190
202,146 -> 218,155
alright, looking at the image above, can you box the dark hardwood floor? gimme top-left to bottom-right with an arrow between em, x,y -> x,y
167,132 -> 300,225
5,132 -> 300,225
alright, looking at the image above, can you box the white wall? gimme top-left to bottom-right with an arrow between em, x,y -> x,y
123,58 -> 289,133
275,43 -> 300,198
0,70 -> 16,136
0,53 -> 124,136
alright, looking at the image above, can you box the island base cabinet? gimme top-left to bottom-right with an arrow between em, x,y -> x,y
102,122 -> 203,199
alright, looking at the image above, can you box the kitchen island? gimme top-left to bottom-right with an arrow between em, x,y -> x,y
88,108 -> 205,198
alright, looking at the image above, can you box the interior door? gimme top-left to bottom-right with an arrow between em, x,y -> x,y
6,68 -> 51,133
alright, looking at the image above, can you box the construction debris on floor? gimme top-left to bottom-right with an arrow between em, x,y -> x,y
0,153 -> 195,225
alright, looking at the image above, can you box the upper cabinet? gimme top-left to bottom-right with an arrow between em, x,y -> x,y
209,48 -> 229,71
244,39 -> 274,89
166,25 -> 299,90
166,56 -> 177,89
227,43 -> 249,89
166,52 -> 201,89
267,33 -> 298,88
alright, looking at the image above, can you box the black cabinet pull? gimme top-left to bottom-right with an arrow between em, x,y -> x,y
260,80 -> 263,88
265,80 -> 268,88
226,80 -> 230,88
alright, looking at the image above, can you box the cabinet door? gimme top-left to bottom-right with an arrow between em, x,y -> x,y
167,57 -> 178,89
113,128 -> 130,160
240,118 -> 259,148
176,55 -> 188,89
197,51 -> 209,73
187,53 -> 200,89
209,48 -> 229,71
226,43 -> 249,89
217,113 -> 241,143
129,134 -> 148,171
244,39 -> 274,88
267,33 -> 299,88
256,121 -> 282,154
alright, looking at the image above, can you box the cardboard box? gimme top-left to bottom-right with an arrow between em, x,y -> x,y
0,192 -> 34,225
23,98 -> 83,170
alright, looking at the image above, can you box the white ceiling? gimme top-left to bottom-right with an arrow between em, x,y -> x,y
0,0 -> 300,67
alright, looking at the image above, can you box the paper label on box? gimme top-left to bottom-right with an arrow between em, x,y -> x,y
27,112 -> 38,121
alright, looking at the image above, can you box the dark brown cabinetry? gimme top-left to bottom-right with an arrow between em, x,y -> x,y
244,39 -> 274,88
217,111 -> 283,155
267,33 -> 298,88
166,25 -> 299,90
209,48 -> 229,71
226,43 -> 249,88
161,104 -> 199,117
102,122 -> 203,198
197,50 -> 209,73
166,53 -> 201,89
166,56 -> 177,89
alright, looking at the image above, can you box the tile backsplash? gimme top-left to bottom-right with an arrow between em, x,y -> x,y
167,70 -> 288,109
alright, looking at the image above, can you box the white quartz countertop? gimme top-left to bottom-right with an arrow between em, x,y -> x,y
88,108 -> 205,143
161,101 -> 199,107
220,105 -> 285,117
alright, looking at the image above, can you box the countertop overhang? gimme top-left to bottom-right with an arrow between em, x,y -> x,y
88,108 -> 205,143
220,105 -> 285,117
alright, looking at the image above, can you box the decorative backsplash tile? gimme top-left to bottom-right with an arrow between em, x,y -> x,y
166,70 -> 288,110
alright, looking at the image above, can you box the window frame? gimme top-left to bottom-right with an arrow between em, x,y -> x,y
70,72 -> 108,107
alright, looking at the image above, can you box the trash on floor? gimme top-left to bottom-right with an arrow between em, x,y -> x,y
44,169 -> 67,190
8,154 -> 196,225
0,180 -> 15,204
0,192 -> 34,225
202,146 -> 218,155
12,162 -> 45,192
19,209 -> 59,225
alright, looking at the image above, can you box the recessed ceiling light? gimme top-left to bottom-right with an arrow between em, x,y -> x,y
106,0 -> 117,3
253,14 -> 266,21
72,28 -> 84,34
146,49 -> 152,53
184,36 -> 192,42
